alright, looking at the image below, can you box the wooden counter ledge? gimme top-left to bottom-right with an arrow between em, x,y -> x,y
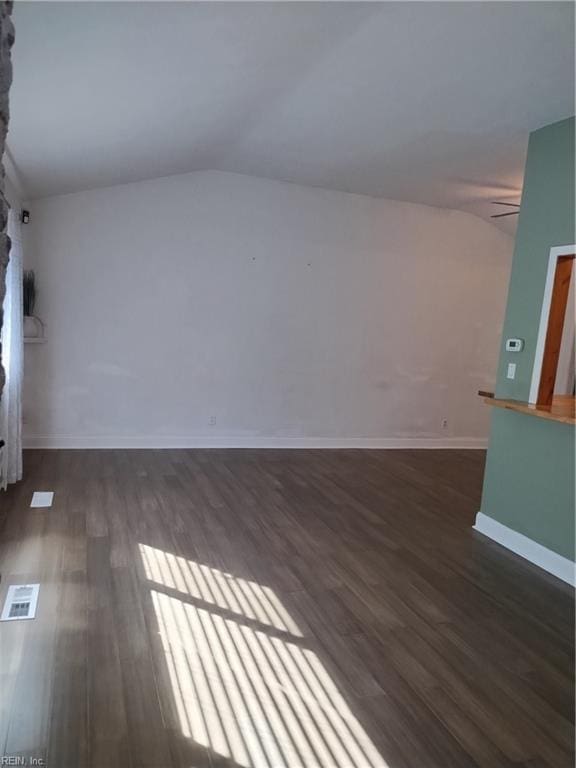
482,394 -> 576,426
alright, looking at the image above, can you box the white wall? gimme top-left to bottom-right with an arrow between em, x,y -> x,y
23,170 -> 513,448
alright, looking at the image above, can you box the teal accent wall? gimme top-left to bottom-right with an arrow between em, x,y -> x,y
480,117 -> 575,561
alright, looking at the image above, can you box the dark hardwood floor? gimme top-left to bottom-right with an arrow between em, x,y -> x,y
0,449 -> 573,768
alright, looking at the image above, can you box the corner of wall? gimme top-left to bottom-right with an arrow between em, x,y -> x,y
479,117 -> 576,575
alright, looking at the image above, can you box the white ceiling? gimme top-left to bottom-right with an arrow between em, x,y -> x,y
7,1 -> 575,230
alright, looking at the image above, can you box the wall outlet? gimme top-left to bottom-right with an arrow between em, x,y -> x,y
208,415 -> 217,426
506,362 -> 516,380
441,418 -> 448,429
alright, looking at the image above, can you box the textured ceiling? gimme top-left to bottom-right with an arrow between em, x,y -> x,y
7,2 -> 575,231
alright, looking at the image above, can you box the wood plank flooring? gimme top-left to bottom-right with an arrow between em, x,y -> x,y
0,449 -> 573,768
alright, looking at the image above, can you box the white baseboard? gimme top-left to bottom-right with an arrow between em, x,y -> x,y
23,435 -> 488,450
474,512 -> 575,586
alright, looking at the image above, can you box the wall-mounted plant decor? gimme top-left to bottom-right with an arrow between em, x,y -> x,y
23,269 -> 35,316
0,1 -> 15,402
22,269 -> 43,339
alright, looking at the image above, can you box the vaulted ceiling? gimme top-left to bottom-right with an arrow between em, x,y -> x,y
7,2 -> 575,231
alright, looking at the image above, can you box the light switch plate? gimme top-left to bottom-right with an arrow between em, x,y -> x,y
506,363 -> 516,380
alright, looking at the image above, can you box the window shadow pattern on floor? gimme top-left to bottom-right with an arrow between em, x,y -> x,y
140,543 -> 387,768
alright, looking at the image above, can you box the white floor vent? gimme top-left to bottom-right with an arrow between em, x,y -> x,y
30,491 -> 54,508
1,584 -> 40,621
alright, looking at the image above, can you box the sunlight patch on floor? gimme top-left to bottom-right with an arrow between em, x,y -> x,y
141,545 -> 387,768
140,543 -> 301,636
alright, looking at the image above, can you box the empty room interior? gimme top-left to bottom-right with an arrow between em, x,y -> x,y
0,2 -> 575,767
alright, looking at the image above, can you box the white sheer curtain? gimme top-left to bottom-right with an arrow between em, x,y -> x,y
0,208 -> 23,489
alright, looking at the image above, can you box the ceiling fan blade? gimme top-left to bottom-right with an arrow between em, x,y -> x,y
491,201 -> 520,208
491,211 -> 520,218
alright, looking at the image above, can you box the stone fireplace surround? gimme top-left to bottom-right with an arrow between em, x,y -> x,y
0,1 -> 14,402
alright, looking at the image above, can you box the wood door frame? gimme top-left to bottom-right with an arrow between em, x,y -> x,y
529,244 -> 576,404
